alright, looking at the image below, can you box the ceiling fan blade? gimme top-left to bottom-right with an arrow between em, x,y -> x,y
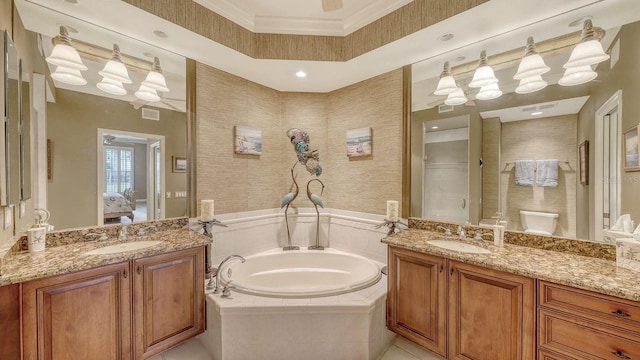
322,0 -> 342,12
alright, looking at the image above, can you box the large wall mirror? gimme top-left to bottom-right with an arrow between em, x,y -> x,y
4,30 -> 20,207
17,0 -> 187,230
410,4 -> 640,243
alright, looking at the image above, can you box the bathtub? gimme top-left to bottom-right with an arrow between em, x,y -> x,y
202,248 -> 394,360
223,248 -> 382,298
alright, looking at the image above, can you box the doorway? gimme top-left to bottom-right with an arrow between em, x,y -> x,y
97,128 -> 165,226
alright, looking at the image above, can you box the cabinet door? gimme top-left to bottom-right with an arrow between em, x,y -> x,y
388,246 -> 447,356
448,261 -> 535,360
0,283 -> 21,360
132,247 -> 204,359
22,262 -> 132,360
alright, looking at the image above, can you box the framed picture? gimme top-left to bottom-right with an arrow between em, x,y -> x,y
623,125 -> 640,171
346,127 -> 372,158
579,140 -> 589,185
172,156 -> 187,173
234,126 -> 262,155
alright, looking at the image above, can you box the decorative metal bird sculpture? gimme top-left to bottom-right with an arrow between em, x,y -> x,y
281,163 -> 300,250
307,178 -> 325,250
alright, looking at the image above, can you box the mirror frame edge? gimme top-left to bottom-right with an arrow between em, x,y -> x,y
186,58 -> 196,218
402,65 -> 411,218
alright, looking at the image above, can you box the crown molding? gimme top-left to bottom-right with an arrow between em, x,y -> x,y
194,0 -> 413,36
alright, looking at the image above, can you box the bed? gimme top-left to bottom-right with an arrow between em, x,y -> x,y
103,188 -> 136,222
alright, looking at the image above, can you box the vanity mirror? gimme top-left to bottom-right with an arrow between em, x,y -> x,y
409,5 -> 640,242
4,30 -> 19,207
19,58 -> 31,201
16,0 -> 188,230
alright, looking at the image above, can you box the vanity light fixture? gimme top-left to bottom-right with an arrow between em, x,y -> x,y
513,37 -> 550,80
516,74 -> 548,94
469,50 -> 498,88
558,65 -> 597,86
141,57 -> 169,92
97,76 -> 127,96
563,20 -> 610,68
434,61 -> 458,96
135,84 -> 161,102
444,88 -> 467,106
46,26 -> 87,73
98,44 -> 132,84
475,82 -> 502,100
51,65 -> 87,85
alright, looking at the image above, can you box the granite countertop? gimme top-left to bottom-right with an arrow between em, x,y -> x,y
0,228 -> 211,286
383,229 -> 640,302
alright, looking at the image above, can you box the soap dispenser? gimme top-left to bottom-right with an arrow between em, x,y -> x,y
493,212 -> 505,247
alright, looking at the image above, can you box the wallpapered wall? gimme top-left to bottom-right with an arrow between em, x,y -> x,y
195,64 -> 404,217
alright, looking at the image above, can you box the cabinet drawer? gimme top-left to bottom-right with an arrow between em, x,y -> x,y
538,349 -> 574,360
539,309 -> 640,360
539,281 -> 640,332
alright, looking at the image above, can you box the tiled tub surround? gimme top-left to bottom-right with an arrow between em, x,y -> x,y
0,218 -> 210,286
383,228 -> 640,302
200,209 -> 393,360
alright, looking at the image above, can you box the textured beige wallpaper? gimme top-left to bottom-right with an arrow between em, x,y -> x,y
195,63 -> 404,216
482,118 -> 501,219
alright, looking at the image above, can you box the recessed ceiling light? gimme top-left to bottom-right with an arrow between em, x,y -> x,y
64,0 -> 79,4
153,30 -> 168,38
431,126 -> 439,129
57,24 -> 78,34
531,111 -> 543,116
142,52 -> 155,58
569,16 -> 592,27
296,71 -> 307,78
438,33 -> 454,42
454,56 -> 466,62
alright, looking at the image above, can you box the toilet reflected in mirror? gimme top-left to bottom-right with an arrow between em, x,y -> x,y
520,210 -> 559,236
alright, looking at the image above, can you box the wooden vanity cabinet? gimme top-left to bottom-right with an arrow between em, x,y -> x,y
448,260 -> 535,360
387,246 -> 535,360
387,246 -> 447,356
22,262 -> 132,360
1,283 -> 25,360
21,246 -> 205,360
133,247 -> 205,359
538,281 -> 640,360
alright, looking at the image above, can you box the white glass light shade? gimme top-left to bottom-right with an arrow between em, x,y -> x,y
51,65 -> 87,85
475,83 -> 502,100
46,43 -> 87,70
99,60 -> 131,84
444,88 -> 467,106
514,54 -> 550,79
564,39 -> 610,68
558,65 -> 598,86
469,65 -> 498,88
434,75 -> 458,96
141,70 -> 169,92
135,84 -> 161,102
515,75 -> 548,94
97,77 -> 127,96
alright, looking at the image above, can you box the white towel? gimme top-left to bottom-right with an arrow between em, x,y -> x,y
536,159 -> 558,187
611,214 -> 633,233
515,160 -> 535,186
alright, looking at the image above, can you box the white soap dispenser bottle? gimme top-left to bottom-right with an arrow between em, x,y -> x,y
493,212 -> 505,247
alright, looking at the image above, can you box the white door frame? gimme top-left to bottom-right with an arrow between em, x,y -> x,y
97,128 -> 165,225
148,140 -> 164,221
594,90 -> 622,241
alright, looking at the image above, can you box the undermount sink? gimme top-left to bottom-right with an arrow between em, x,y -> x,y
426,240 -> 491,254
85,241 -> 163,255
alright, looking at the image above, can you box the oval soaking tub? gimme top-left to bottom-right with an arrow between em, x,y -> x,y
222,248 -> 381,298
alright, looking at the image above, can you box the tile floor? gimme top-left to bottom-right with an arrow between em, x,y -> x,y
149,335 -> 445,360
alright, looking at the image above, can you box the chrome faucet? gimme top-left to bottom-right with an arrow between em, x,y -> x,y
457,225 -> 466,239
474,232 -> 493,242
437,226 -> 452,237
212,255 -> 246,294
118,225 -> 128,240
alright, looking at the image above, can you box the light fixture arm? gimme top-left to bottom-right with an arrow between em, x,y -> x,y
579,19 -> 597,43
523,36 -> 538,57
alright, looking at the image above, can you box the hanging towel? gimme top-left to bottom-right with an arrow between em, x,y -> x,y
536,159 -> 559,187
515,160 -> 535,186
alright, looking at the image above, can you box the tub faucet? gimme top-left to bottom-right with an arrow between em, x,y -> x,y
213,255 -> 246,294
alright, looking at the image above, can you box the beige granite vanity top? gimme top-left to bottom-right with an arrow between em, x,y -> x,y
383,229 -> 640,302
0,228 -> 211,286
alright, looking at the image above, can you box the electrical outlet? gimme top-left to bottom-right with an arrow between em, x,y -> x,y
166,192 -> 172,198
19,202 -> 26,218
4,207 -> 13,229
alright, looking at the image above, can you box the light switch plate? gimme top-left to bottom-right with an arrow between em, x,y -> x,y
4,207 -> 13,229
166,192 -> 171,198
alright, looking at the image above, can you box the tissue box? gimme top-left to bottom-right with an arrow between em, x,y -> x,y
616,238 -> 640,271
603,229 -> 633,244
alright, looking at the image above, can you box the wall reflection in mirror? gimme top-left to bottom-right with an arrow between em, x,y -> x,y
411,13 -> 640,243
16,1 -> 187,230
